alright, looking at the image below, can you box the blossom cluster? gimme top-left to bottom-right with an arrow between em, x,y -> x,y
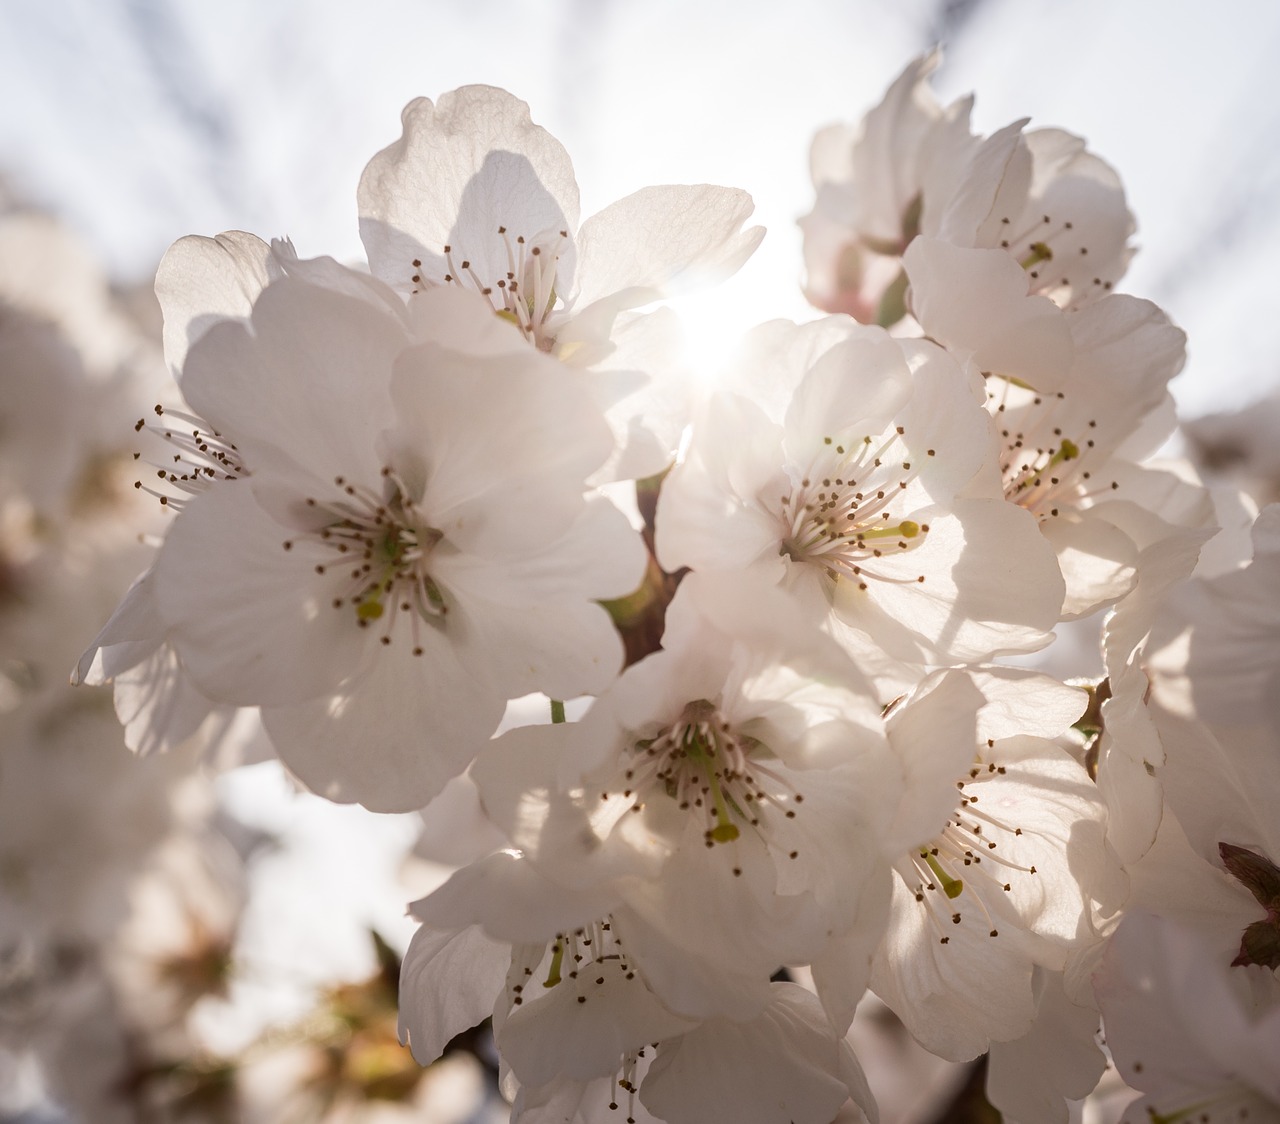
64,55 -> 1280,1123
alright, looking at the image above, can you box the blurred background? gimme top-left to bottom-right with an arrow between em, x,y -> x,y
1,1 -> 1278,1121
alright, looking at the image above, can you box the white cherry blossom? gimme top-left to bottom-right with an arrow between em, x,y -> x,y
501,986 -> 877,1124
470,574 -> 908,1020
111,269 -> 644,811
869,670 -> 1122,1063
472,575 -> 990,1040
358,85 -> 764,479
359,86 -> 762,359
932,124 -> 1134,313
800,51 -> 977,323
985,968 -> 1111,1124
400,855 -> 876,1124
906,237 -> 1212,621
801,53 -> 1134,325
655,318 -> 1062,692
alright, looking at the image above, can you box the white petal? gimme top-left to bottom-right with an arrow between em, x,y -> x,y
155,482 -> 370,706
837,499 -> 1062,666
73,565 -> 163,686
410,851 -> 620,947
872,876 -> 1037,1060
1040,510 -> 1138,618
966,667 -> 1088,743
180,276 -> 404,490
398,922 -> 510,1064
986,971 -> 1105,1124
437,499 -> 641,700
387,344 -> 613,553
932,120 -> 1029,246
881,670 -> 984,856
572,184 -> 762,310
609,901 -> 776,1023
654,391 -> 788,574
155,230 -> 280,377
262,627 -> 503,812
781,334 -> 915,455
1094,911 -> 1280,1108
500,959 -> 695,1086
359,87 -> 580,299
904,238 -> 1073,389
641,984 -> 876,1124
728,317 -> 875,424
112,644 -> 220,757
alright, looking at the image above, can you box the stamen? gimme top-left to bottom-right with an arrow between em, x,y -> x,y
780,427 -> 929,590
279,469 -> 446,648
131,408 -> 246,510
608,701 -> 803,861
430,227 -> 569,350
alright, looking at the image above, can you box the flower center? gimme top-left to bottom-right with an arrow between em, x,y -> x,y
778,426 -> 930,590
615,700 -> 805,859
408,227 -> 569,352
987,377 -> 1119,520
505,917 -> 656,1120
906,752 -> 1037,944
282,469 -> 445,656
993,210 -> 1117,310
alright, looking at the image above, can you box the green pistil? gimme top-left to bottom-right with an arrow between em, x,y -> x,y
858,520 -> 921,541
356,595 -> 385,622
354,528 -> 412,622
685,728 -> 740,844
1019,241 -> 1053,269
543,940 -> 564,988
550,699 -> 566,724
708,771 -> 741,843
922,851 -> 964,899
356,571 -> 396,621
1050,438 -> 1079,466
1016,439 -> 1081,498
1145,1099 -> 1218,1124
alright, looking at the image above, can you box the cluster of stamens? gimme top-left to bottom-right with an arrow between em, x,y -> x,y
780,425 -> 930,589
408,226 -> 569,351
281,469 -> 445,655
132,404 -> 244,511
609,700 -> 804,870
506,919 -> 655,1122
908,745 -> 1037,945
987,377 -> 1118,519
995,211 -> 1116,310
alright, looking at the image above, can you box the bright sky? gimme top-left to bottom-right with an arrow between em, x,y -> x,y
3,0 -> 1279,415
